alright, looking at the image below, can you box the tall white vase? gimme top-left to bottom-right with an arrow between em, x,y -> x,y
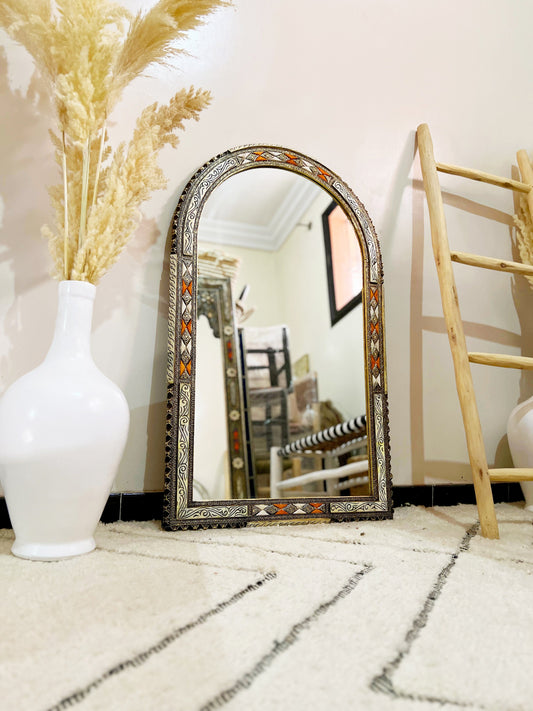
507,397 -> 533,511
0,280 -> 130,560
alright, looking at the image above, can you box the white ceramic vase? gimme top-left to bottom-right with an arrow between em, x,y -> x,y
0,280 -> 130,560
507,397 -> 533,511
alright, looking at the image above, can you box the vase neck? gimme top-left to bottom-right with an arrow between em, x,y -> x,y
46,281 -> 96,361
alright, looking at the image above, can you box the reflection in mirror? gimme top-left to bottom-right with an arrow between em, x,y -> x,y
164,146 -> 392,530
197,170 -> 368,500
194,276 -> 249,500
323,199 -> 364,326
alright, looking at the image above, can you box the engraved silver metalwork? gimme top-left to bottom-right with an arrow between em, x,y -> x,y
163,145 -> 392,530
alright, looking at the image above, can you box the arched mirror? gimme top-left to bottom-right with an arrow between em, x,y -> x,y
163,146 -> 392,529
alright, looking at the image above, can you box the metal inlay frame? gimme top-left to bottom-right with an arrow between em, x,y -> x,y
163,145 -> 392,530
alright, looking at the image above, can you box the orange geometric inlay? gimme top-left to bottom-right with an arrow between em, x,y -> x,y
317,168 -> 330,182
274,503 -> 288,514
179,361 -> 191,376
310,503 -> 323,514
182,280 -> 192,295
370,288 -> 379,302
371,355 -> 380,370
370,322 -> 380,334
232,429 -> 240,453
181,319 -> 192,334
227,340 -> 233,361
285,153 -> 298,165
253,151 -> 267,161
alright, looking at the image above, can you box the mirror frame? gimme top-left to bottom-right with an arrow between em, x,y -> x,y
163,145 -> 392,530
197,275 -> 250,499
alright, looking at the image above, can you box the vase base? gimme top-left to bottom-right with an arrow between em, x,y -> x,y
11,537 -> 96,561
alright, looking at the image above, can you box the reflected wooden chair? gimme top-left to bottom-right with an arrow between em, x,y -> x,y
270,416 -> 368,498
417,123 -> 533,538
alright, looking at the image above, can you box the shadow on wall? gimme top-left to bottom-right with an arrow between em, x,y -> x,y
409,135 -> 531,484
141,217 -> 172,492
95,211 -> 168,493
113,188 -> 181,493
0,49 -> 57,388
139,183 -> 193,492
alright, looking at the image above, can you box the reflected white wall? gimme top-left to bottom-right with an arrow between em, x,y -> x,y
194,317 -> 228,500
276,190 -> 366,420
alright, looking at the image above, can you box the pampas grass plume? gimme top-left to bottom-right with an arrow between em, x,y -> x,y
0,0 -> 229,283
515,198 -> 533,290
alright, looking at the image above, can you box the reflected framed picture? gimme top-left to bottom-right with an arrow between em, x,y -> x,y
322,200 -> 363,326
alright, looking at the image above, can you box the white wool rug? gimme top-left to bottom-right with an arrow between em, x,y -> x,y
1,503 -> 533,711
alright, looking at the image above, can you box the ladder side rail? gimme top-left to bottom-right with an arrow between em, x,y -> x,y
417,123 -> 499,539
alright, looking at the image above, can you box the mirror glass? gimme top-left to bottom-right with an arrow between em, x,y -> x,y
195,275 -> 249,500
194,169 -> 368,500
164,145 -> 392,530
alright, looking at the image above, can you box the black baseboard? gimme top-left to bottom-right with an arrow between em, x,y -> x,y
0,484 -> 525,529
0,492 -> 164,530
392,483 -> 524,508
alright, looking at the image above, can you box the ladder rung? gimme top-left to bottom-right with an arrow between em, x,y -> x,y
436,162 -> 532,193
468,352 -> 533,369
451,251 -> 533,276
489,468 -> 533,482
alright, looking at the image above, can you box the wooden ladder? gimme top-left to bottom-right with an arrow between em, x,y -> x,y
416,123 -> 533,538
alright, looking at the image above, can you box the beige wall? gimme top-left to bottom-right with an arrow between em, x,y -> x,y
1,0 -> 533,491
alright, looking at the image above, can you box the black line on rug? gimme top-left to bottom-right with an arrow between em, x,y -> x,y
246,529 -> 455,557
369,523 -> 481,708
198,564 -> 373,711
491,556 -> 533,567
181,533 -> 452,561
96,544 -> 265,574
102,524 -> 462,559
45,572 -> 277,711
101,527 -> 366,567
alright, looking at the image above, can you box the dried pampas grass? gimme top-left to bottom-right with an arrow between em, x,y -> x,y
515,197 -> 533,290
0,0 -> 230,283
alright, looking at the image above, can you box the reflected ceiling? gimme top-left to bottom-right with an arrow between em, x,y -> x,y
199,169 -> 323,251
